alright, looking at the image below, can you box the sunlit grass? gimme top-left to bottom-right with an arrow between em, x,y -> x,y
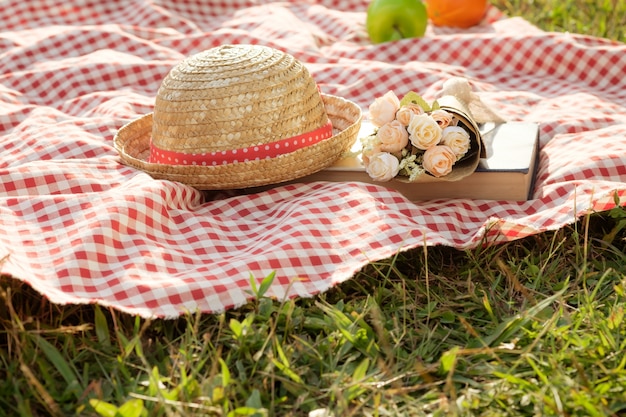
491,0 -> 626,43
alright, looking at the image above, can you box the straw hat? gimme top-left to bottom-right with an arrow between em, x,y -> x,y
114,44 -> 362,189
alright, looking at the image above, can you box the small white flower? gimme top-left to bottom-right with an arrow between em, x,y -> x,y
309,409 -> 334,417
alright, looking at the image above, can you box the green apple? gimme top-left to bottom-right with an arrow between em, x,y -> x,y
366,0 -> 428,43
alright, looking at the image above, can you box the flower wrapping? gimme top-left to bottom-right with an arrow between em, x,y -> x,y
362,92 -> 483,183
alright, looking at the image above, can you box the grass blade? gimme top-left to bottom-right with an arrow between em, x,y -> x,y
473,286 -> 566,348
94,306 -> 111,347
32,334 -> 80,392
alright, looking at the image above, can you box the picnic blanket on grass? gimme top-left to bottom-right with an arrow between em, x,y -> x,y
2,0 -> 626,318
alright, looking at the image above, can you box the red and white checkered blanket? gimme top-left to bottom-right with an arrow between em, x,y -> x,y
2,0 -> 625,318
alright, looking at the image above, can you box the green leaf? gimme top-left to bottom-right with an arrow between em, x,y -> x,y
440,346 -> 459,373
491,372 -> 534,389
257,271 -> 276,298
94,305 -> 111,347
33,335 -> 80,390
219,357 -> 231,387
612,190 -> 621,207
249,271 -> 276,298
228,407 -> 264,416
473,287 -> 566,348
273,341 -> 302,384
525,355 -> 549,385
353,358 -> 370,382
117,399 -> 144,417
440,310 -> 456,324
229,319 -> 243,338
121,337 -> 137,359
89,399 -> 118,417
245,389 -> 263,409
248,272 -> 258,294
274,340 -> 289,367
400,91 -> 431,112
212,386 -> 225,403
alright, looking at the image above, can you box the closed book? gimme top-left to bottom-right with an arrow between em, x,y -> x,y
291,121 -> 540,201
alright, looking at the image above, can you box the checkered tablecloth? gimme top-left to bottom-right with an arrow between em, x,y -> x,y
2,0 -> 625,318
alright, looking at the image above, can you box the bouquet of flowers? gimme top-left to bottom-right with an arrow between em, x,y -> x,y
361,90 -> 481,182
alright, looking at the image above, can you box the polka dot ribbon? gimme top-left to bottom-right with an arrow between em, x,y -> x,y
148,120 -> 334,166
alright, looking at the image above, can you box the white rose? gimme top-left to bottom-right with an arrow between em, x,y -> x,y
441,126 -> 470,159
377,120 -> 409,153
368,91 -> 400,127
407,114 -> 442,150
365,152 -> 400,182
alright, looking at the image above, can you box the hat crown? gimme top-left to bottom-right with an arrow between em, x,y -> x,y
151,44 -> 329,154
114,44 -> 362,190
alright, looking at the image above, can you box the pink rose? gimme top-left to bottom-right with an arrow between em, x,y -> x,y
395,103 -> 424,126
422,145 -> 457,177
430,109 -> 454,129
377,120 -> 409,153
365,152 -> 400,182
368,91 -> 400,127
407,114 -> 442,150
441,126 -> 470,158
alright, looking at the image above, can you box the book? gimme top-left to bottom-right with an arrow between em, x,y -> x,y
291,121 -> 540,201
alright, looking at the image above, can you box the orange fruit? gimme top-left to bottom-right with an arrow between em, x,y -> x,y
426,0 -> 489,28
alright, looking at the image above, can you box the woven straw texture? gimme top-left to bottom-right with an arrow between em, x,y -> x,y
1,0 -> 625,318
154,45 -> 327,152
115,94 -> 361,189
114,45 -> 362,189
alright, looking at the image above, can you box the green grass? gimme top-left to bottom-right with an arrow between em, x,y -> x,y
491,0 -> 626,43
2,205 -> 626,416
2,3 -> 626,416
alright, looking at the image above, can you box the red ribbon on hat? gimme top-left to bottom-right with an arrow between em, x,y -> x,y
148,119 -> 333,166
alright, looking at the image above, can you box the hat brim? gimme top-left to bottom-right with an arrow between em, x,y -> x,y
114,94 -> 362,190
